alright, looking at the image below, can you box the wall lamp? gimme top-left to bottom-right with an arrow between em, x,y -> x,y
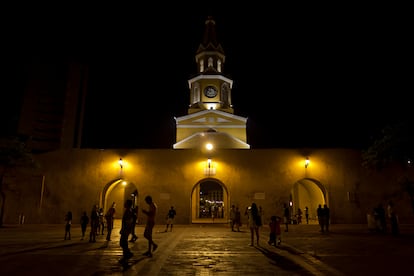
119,158 -> 124,169
204,157 -> 216,176
305,157 -> 310,168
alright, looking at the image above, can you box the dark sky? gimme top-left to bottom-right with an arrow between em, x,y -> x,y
4,5 -> 412,149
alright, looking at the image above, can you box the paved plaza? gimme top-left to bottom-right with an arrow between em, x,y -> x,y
0,221 -> 413,275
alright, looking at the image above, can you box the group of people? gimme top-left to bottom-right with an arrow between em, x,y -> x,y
119,195 -> 159,263
64,195 -> 164,265
229,205 -> 242,232
317,204 -> 330,232
240,202 -> 333,247
242,202 -> 283,247
368,201 -> 399,235
65,203 -> 117,243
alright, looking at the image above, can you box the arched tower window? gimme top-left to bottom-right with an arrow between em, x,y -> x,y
208,57 -> 213,68
217,59 -> 222,72
199,60 -> 204,73
191,83 -> 201,104
221,83 -> 230,106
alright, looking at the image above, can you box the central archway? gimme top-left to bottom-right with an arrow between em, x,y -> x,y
191,178 -> 229,223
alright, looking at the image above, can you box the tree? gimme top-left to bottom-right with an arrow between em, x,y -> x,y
362,120 -> 414,214
0,136 -> 37,227
362,120 -> 414,170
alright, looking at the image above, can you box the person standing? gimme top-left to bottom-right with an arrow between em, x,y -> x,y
129,206 -> 138,242
229,205 -> 236,231
80,211 -> 89,240
98,208 -> 105,235
164,206 -> 176,232
234,206 -> 242,232
297,208 -> 303,224
375,203 -> 387,233
387,200 -> 399,236
317,204 -> 324,232
268,215 -> 281,246
283,203 -> 290,232
142,195 -> 158,257
119,199 -> 134,264
105,202 -> 116,241
246,202 -> 261,246
323,204 -> 330,232
305,206 -> 309,224
89,204 -> 99,243
64,211 -> 72,240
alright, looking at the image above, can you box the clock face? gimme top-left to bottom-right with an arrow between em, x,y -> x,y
204,86 -> 217,98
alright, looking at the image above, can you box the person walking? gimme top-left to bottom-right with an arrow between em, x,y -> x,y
246,202 -> 261,246
64,211 -> 72,240
283,203 -> 290,232
119,199 -> 134,264
142,195 -> 158,257
164,206 -> 176,232
105,202 -> 116,241
129,206 -> 138,242
80,211 -> 89,240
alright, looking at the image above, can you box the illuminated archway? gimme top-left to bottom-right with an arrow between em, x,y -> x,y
100,178 -> 139,215
290,178 -> 327,224
191,178 -> 229,223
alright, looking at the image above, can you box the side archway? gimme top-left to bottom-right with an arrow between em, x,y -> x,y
290,178 -> 327,224
100,178 -> 139,215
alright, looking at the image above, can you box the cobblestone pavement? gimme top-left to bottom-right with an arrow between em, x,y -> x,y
0,222 -> 413,275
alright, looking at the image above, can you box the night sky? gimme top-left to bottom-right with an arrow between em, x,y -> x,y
4,5 -> 412,149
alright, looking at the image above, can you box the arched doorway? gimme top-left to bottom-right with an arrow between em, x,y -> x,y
100,178 -> 139,216
290,178 -> 327,224
191,178 -> 229,223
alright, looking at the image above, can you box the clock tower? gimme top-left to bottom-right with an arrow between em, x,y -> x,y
174,16 -> 249,150
187,16 -> 234,114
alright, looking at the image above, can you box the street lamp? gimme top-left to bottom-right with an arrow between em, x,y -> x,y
305,157 -> 310,168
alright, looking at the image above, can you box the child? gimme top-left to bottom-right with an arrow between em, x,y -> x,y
268,215 -> 282,246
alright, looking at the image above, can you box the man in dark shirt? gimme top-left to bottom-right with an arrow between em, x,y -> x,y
165,206 -> 177,232
119,200 -> 134,264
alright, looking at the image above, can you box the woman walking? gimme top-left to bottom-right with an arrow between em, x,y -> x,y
245,202 -> 261,246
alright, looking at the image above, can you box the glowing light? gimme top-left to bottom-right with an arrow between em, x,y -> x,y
206,143 -> 213,151
305,157 -> 310,168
